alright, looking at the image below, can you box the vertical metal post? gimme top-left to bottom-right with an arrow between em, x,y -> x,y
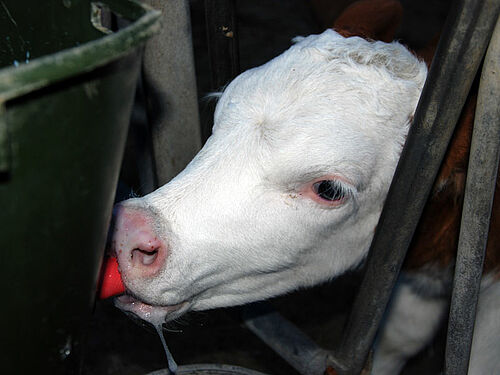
204,0 -> 240,90
444,15 -> 500,375
142,0 -> 202,188
329,1 -> 500,374
202,0 -> 240,141
0,104 -> 10,175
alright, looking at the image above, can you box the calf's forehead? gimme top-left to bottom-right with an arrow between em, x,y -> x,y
203,31 -> 426,188
211,85 -> 396,180
214,52 -> 372,132
214,33 -> 421,137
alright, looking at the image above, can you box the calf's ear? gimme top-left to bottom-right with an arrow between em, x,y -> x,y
332,0 -> 403,42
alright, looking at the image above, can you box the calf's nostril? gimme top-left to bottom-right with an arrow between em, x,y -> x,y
131,247 -> 159,266
112,206 -> 167,274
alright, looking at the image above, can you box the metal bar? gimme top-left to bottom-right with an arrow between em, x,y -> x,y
330,1 -> 500,374
242,303 -> 330,375
203,0 -> 240,142
0,104 -> 10,174
444,15 -> 500,375
204,0 -> 240,90
142,0 -> 202,188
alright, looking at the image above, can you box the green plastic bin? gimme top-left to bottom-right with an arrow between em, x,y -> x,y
0,0 -> 160,373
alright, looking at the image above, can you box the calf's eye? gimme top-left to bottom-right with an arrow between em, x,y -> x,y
312,180 -> 346,202
299,176 -> 352,207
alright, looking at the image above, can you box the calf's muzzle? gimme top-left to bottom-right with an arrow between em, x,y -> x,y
111,205 -> 168,280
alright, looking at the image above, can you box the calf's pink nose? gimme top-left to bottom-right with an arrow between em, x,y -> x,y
112,205 -> 167,278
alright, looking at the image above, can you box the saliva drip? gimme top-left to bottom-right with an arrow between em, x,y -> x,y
155,324 -> 178,375
114,296 -> 179,373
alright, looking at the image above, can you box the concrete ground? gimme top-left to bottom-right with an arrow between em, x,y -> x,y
83,1 -> 451,374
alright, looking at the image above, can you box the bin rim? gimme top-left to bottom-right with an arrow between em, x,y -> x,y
0,0 -> 161,103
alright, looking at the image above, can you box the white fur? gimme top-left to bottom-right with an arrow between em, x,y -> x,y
372,273 -> 500,375
372,271 -> 449,374
120,30 -> 426,310
115,30 -> 499,373
468,275 -> 500,375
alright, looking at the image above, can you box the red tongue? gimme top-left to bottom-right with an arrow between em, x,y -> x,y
98,256 -> 126,299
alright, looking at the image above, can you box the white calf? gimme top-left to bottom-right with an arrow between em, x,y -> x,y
111,30 -> 499,374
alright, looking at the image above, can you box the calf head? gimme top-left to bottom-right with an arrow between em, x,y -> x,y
112,30 -> 427,322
